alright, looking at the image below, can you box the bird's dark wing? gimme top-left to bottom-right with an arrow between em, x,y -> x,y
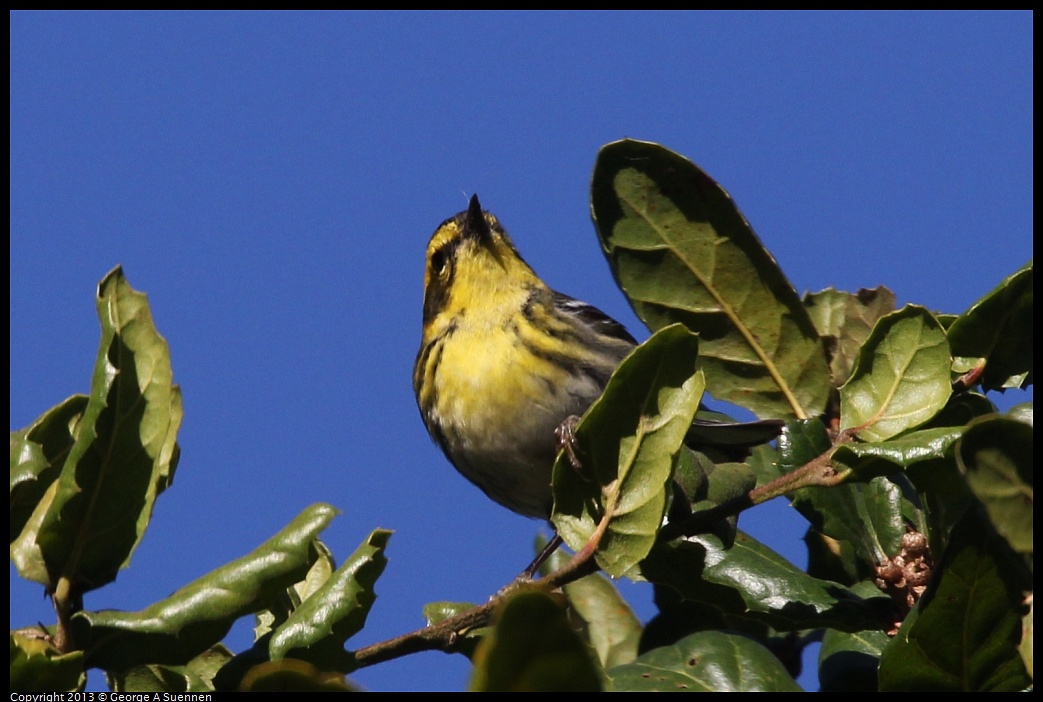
552,291 -> 638,346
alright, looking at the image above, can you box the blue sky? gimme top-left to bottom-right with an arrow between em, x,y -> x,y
10,11 -> 1032,692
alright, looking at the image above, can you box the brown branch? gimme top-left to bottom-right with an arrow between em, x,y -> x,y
351,522 -> 601,669
355,430 -> 859,668
660,430 -> 856,541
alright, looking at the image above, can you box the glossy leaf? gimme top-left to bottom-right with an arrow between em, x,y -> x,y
780,420 -> 908,569
805,286 -> 896,386
878,510 -> 1032,691
11,266 -> 182,591
640,531 -> 892,632
422,601 -> 478,625
829,427 -> 964,482
606,631 -> 801,691
269,528 -> 391,671
552,324 -> 703,578
71,503 -> 338,670
470,591 -> 601,691
956,415 -> 1032,556
796,476 -> 905,566
254,539 -> 337,641
947,261 -> 1033,391
840,305 -> 952,442
590,138 -> 830,419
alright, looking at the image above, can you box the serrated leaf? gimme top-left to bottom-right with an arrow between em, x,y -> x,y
11,267 -> 182,591
947,261 -> 1032,391
591,138 -> 830,419
71,503 -> 338,670
10,395 -> 89,544
470,591 -> 601,692
269,528 -> 391,672
543,543 -> 642,670
606,631 -> 801,691
805,286 -> 897,386
9,630 -> 85,692
830,427 -> 964,482
254,539 -> 337,641
840,305 -> 952,442
879,509 -> 1032,691
552,324 -> 703,577
956,415 -> 1032,556
640,531 -> 892,632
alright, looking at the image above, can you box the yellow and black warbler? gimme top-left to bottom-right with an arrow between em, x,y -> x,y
414,195 -> 778,520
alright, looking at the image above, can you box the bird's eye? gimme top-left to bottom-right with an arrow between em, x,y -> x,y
431,247 -> 449,277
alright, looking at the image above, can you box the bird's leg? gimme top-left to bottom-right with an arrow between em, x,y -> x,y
515,415 -> 585,581
518,533 -> 564,581
554,414 -> 586,476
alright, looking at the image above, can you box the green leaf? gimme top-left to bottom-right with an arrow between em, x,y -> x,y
71,503 -> 338,670
921,391 -> 997,429
956,415 -> 1032,557
11,266 -> 182,591
779,420 -> 912,571
818,583 -> 891,692
903,457 -> 972,556
422,601 -> 478,625
269,528 -> 391,672
10,395 -> 88,544
590,138 -> 831,419
839,305 -> 952,442
830,427 -> 964,482
9,630 -> 85,692
947,261 -> 1033,391
640,531 -> 892,632
805,286 -> 897,387
878,509 -> 1032,691
606,631 -> 801,691
109,645 -> 233,693
804,528 -> 866,586
552,324 -> 703,578
795,476 -> 906,566
254,539 -> 337,642
470,591 -> 601,692
641,583 -> 771,652
543,542 -> 642,670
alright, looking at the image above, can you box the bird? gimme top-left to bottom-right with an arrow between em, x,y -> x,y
414,195 -> 780,521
